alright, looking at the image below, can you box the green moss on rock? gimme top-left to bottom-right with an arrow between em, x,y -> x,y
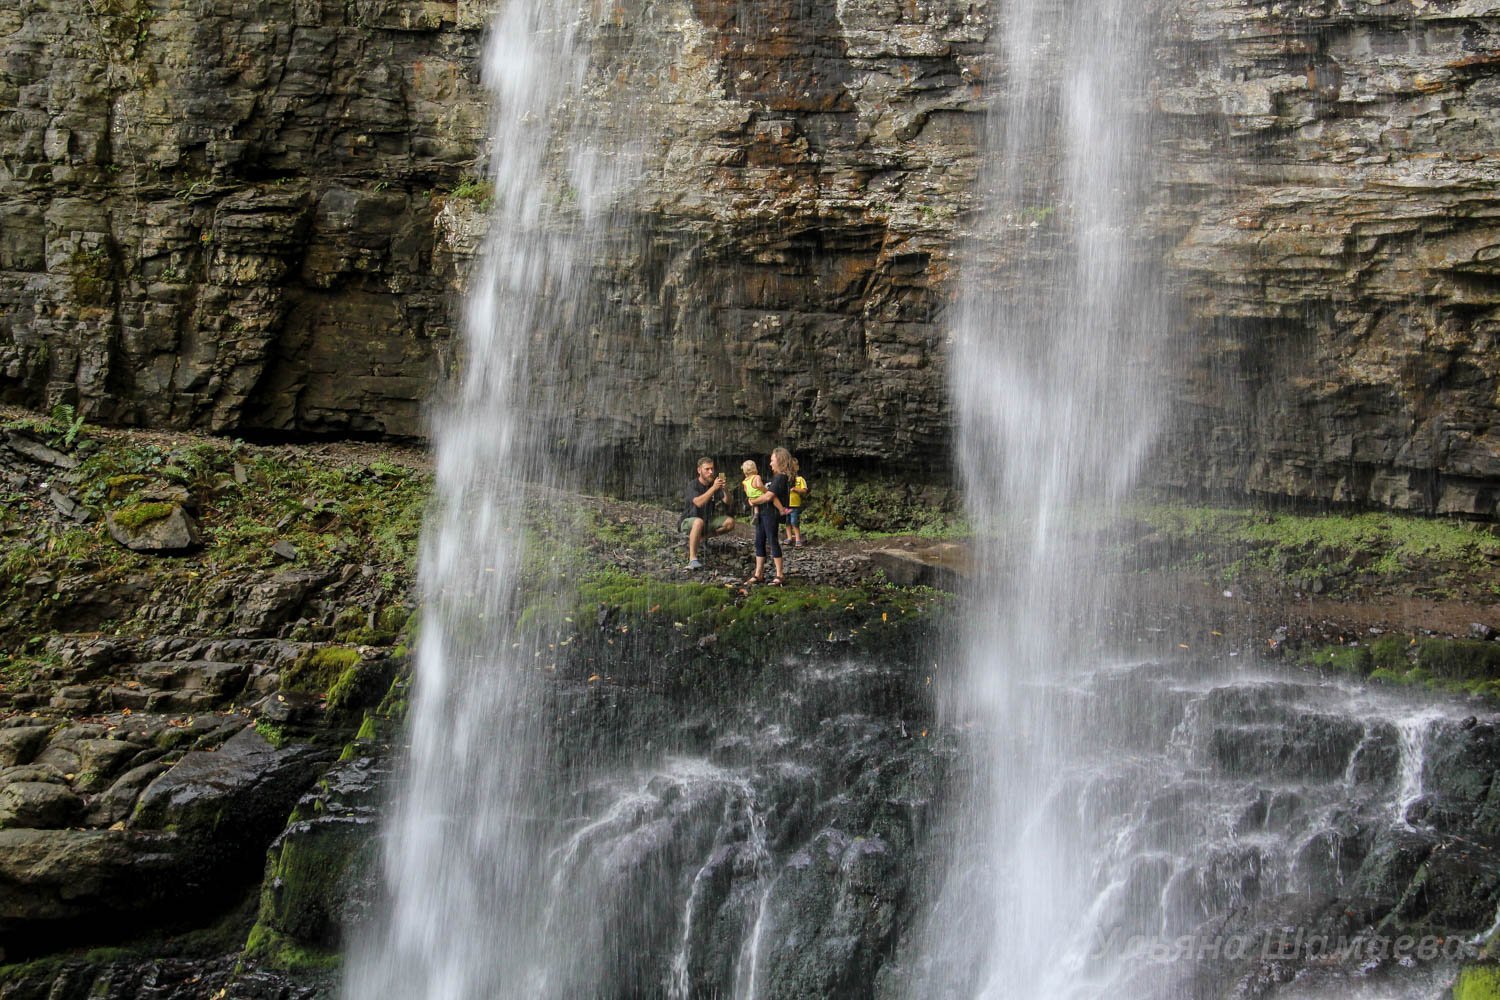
1297,644 -> 1371,675
243,922 -> 342,972
283,646 -> 362,696
1454,965 -> 1500,1000
110,501 -> 175,531
1416,639 -> 1500,681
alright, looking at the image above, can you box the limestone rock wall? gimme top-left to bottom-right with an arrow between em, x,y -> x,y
1156,0 -> 1500,514
0,0 -> 490,437
2,0 -> 1499,509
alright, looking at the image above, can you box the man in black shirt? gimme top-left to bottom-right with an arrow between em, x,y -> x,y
682,456 -> 734,569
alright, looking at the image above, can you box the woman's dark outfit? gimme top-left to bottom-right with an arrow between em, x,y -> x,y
755,473 -> 790,558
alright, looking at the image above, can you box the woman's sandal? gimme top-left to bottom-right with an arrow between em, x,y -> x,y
745,574 -> 764,585
768,576 -> 785,587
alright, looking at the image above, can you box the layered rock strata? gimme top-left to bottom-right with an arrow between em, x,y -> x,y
0,0 -> 1498,503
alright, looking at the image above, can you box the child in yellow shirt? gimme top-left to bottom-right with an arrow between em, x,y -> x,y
741,460 -> 766,505
783,458 -> 808,547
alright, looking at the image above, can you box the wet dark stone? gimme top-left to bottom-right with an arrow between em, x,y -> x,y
1421,719 -> 1500,835
758,829 -> 901,1000
1162,846 -> 1266,935
1097,855 -> 1176,940
1388,839 -> 1500,932
0,727 -> 51,768
1204,712 -> 1365,781
0,781 -> 84,829
1345,722 -> 1401,788
1350,828 -> 1440,910
1236,788 -> 1305,835
1292,827 -> 1369,896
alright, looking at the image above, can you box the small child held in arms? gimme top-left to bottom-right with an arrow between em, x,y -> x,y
783,458 -> 808,547
741,459 -> 766,507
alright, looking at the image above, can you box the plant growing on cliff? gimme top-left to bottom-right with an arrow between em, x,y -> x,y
83,0 -> 156,59
447,176 -> 495,212
48,404 -> 88,450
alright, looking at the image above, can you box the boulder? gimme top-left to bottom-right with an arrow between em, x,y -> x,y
3,432 -> 78,470
234,570 -> 329,633
254,754 -> 390,948
131,726 -> 331,852
85,761 -> 172,827
0,727 -> 51,768
866,543 -> 971,591
0,782 -> 83,829
0,829 -> 177,927
105,504 -> 202,553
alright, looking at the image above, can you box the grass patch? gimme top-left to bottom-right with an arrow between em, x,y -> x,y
1132,504 -> 1500,596
0,432 -> 430,644
243,923 -> 341,972
570,567 -> 947,653
1303,634 -> 1500,702
1454,965 -> 1500,1000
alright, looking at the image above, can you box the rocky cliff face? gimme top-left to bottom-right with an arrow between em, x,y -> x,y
1155,0 -> 1500,515
2,0 -> 1498,508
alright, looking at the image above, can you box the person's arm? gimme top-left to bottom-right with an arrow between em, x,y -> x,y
753,477 -> 788,514
691,483 -> 718,510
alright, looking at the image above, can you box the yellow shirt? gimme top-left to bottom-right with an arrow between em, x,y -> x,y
788,476 -> 806,508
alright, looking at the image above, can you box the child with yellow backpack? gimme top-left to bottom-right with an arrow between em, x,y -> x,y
783,458 -> 808,547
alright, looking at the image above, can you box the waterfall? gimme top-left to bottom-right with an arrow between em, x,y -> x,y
912,0 -> 1170,993
909,1 -> 1494,996
341,0 -> 645,995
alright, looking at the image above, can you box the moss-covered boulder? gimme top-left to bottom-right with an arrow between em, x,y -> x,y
105,503 -> 201,553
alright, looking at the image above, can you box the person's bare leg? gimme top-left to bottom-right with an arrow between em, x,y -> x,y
747,555 -> 765,582
772,556 -> 785,580
687,518 -> 705,562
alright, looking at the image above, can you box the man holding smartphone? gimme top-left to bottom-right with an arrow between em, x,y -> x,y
682,456 -> 735,569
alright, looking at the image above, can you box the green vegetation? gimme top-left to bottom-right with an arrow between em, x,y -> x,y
83,0 -> 156,56
802,472 -> 964,540
283,646 -> 362,699
1133,504 -> 1500,598
254,719 -> 290,748
1455,966 -> 1500,1000
541,566 -> 949,695
0,422 -> 428,646
1297,635 -> 1500,701
243,923 -> 341,972
447,175 -> 495,211
3,404 -> 94,453
69,246 -> 113,305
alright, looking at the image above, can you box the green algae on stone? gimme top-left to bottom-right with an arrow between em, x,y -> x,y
1417,639 -> 1500,682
